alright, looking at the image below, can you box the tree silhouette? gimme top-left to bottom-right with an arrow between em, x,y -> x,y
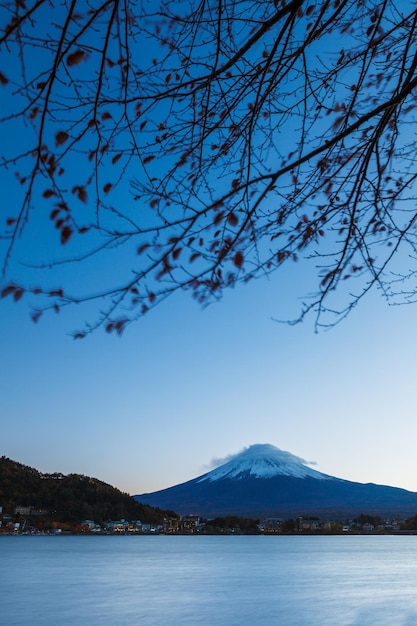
1,0 -> 417,335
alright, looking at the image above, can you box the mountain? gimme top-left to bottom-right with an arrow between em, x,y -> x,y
0,456 -> 176,524
135,444 -> 417,518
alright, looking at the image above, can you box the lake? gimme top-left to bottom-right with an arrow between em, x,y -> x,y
1,535 -> 417,625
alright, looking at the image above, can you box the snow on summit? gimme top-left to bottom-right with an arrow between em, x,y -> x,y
198,444 -> 332,482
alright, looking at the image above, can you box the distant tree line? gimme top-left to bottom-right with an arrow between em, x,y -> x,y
202,515 -> 260,534
401,514 -> 417,531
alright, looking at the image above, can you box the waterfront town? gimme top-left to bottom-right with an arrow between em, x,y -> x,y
0,505 -> 414,535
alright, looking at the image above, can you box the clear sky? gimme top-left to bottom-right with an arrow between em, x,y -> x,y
2,264 -> 417,496
2,2 -> 417,498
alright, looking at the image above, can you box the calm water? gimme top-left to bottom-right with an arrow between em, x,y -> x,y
1,535 -> 417,625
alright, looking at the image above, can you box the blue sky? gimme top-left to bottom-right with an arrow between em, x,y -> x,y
2,266 -> 417,496
2,1 -> 417,498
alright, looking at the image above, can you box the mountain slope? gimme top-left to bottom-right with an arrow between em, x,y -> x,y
0,456 -> 175,524
135,444 -> 417,518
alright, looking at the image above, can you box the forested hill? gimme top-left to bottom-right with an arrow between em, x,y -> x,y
0,456 -> 176,524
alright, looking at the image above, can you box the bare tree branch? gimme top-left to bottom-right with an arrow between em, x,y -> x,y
1,0 -> 417,335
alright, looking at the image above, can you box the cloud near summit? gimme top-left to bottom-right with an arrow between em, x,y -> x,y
205,444 -> 318,471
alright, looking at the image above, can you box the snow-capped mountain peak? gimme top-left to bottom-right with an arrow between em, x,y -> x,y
197,444 -> 332,482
